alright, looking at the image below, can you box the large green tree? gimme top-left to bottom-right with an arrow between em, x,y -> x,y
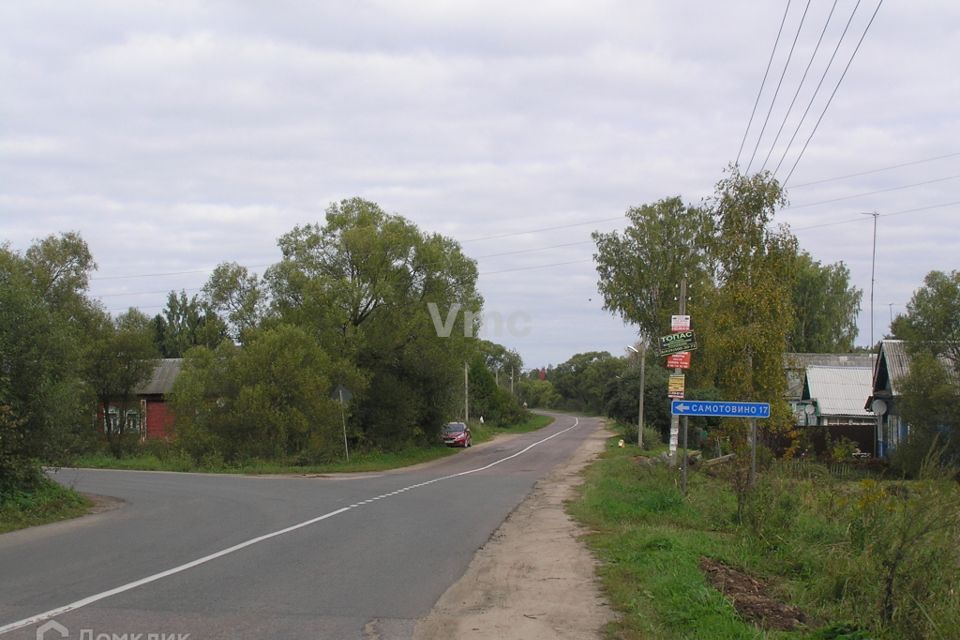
699,168 -> 797,445
152,290 -> 227,357
264,198 -> 484,447
787,251 -> 862,352
890,270 -> 960,472
0,234 -> 98,495
203,262 -> 267,344
172,325 -> 342,464
593,197 -> 715,342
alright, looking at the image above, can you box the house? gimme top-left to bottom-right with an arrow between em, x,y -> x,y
864,340 -> 911,458
800,365 -> 876,456
784,353 -> 875,424
137,358 -> 182,438
100,358 -> 182,440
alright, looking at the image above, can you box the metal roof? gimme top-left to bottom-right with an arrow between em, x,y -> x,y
878,340 -> 911,396
137,359 -> 183,396
803,365 -> 873,417
784,353 -> 875,400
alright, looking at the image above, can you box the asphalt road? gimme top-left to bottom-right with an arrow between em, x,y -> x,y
0,413 -> 601,640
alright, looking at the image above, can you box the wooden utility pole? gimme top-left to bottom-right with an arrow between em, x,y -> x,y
464,361 -> 469,422
669,277 -> 687,464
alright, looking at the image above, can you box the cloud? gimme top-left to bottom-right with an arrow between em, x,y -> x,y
1,0 -> 956,366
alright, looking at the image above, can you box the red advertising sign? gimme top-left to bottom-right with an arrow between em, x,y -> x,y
666,351 -> 691,369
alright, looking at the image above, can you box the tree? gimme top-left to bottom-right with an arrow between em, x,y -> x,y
699,167 -> 797,449
0,234 -> 98,496
593,197 -> 715,342
264,198 -> 484,448
172,325 -> 342,464
203,263 -> 267,343
152,290 -> 227,357
787,251 -> 862,352
550,351 -> 625,414
889,270 -> 960,472
892,270 -> 960,370
86,308 -> 159,457
476,340 -> 523,388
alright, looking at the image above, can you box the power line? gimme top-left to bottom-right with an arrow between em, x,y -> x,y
736,0 -> 793,167
790,199 -> 960,231
759,0 -> 839,172
772,0 -> 864,177
788,151 -> 960,188
461,215 -> 625,242
782,0 -> 885,186
786,174 -> 960,209
745,0 -> 813,173
478,258 -> 594,276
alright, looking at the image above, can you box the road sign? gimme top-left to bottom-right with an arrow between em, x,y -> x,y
671,315 -> 691,331
666,351 -> 691,369
658,330 -> 697,357
668,374 -> 685,399
671,400 -> 771,418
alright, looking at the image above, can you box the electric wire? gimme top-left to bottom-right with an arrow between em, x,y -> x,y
786,175 -> 960,209
759,0 -> 839,172
782,0 -> 885,187
790,199 -> 960,231
736,0 -> 794,167
788,151 -> 960,189
745,0 -> 813,173
772,0 -> 864,177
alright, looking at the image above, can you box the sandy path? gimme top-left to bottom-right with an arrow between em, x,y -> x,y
413,424 -> 614,640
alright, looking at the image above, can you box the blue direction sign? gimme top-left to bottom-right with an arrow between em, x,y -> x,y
671,399 -> 770,419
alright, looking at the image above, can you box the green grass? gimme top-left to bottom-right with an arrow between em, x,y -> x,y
72,445 -> 460,475
0,479 -> 92,534
471,412 -> 555,444
569,438 -> 811,640
71,413 -> 555,475
570,438 -> 960,639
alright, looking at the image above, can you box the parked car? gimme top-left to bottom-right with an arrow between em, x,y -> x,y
441,421 -> 472,448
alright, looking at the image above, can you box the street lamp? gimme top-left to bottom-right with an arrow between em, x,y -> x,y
627,343 -> 646,449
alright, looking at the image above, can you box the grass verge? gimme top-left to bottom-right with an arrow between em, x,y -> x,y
71,413 -> 555,475
0,478 -> 92,534
569,437 -> 960,639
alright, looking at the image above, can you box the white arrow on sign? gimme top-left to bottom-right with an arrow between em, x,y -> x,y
675,402 -> 690,412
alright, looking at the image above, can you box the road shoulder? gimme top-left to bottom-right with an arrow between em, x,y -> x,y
413,423 -> 614,640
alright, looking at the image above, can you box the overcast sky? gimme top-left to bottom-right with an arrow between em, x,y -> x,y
2,0 -> 957,368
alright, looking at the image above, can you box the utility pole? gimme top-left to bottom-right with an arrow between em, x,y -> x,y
510,368 -> 515,395
639,340 -> 646,449
861,211 -> 879,347
628,342 -> 646,449
668,277 -> 687,464
464,361 -> 469,423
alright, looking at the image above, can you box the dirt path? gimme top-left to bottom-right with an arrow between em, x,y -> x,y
413,425 -> 614,640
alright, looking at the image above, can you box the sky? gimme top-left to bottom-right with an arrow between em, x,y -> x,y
2,0 -> 958,369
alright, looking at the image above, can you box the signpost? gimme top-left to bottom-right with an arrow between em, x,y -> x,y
672,399 -> 772,488
658,330 -> 697,357
671,400 -> 770,418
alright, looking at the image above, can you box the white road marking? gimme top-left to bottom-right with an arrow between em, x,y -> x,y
0,417 -> 580,635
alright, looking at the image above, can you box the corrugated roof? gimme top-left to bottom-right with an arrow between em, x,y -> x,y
137,359 -> 183,395
804,365 -> 873,417
784,353 -> 875,399
880,340 -> 911,396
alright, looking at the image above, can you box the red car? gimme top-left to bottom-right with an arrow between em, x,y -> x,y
441,422 -> 472,448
